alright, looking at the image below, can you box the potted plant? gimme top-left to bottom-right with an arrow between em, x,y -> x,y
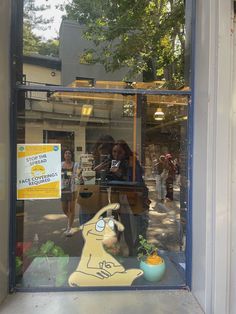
137,235 -> 166,282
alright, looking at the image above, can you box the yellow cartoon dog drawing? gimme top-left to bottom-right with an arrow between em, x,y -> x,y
68,203 -> 143,287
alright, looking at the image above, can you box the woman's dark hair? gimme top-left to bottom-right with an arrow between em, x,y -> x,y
113,140 -> 133,159
62,148 -> 74,161
92,134 -> 115,159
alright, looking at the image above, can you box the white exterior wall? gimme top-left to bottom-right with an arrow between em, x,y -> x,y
0,0 -> 10,304
23,64 -> 61,85
230,11 -> 236,314
193,0 -> 234,313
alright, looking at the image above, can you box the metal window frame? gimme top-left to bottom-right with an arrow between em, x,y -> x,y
9,0 -> 195,292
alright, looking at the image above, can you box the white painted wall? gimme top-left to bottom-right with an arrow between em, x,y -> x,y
23,64 -> 61,85
0,0 -> 10,304
230,11 -> 236,314
192,0 -> 233,313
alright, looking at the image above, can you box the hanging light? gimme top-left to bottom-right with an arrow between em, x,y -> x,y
81,104 -> 93,116
154,108 -> 164,121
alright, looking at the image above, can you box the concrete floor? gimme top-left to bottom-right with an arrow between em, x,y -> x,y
0,290 -> 204,314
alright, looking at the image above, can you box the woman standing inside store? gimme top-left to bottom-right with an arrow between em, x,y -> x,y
109,140 -> 150,256
92,134 -> 115,178
61,149 -> 80,236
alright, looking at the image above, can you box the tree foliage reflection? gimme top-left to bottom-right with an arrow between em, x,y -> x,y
64,0 -> 185,88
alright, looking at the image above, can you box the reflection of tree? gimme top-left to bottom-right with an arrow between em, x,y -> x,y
23,0 -> 59,57
64,0 -> 185,88
37,40 -> 60,57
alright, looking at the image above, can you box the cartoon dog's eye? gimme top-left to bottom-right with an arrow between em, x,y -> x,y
108,219 -> 115,230
95,219 -> 105,232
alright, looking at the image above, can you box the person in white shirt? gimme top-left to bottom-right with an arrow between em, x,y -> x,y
61,149 -> 80,236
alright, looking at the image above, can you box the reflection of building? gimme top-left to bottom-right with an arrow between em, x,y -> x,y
22,73 -> 188,167
59,20 -> 142,85
23,55 -> 61,85
22,50 -> 187,164
22,22 -> 186,165
22,54 -> 85,160
22,29 -> 142,161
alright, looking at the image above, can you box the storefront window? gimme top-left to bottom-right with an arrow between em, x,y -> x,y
14,0 -> 191,289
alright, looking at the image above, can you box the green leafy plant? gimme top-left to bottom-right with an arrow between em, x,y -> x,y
138,236 -> 165,281
137,235 -> 158,261
25,240 -> 67,258
25,240 -> 69,287
15,256 -> 23,276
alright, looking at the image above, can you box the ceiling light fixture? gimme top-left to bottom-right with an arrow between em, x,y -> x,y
154,108 -> 164,121
81,104 -> 93,116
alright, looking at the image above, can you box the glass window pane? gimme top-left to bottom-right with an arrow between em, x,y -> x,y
15,89 -> 189,288
17,0 -> 191,290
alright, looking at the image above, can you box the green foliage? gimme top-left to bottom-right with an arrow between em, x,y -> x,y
64,0 -> 185,87
24,240 -> 69,287
137,235 -> 158,260
23,22 -> 42,55
38,39 -> 60,57
23,0 -> 59,57
15,256 -> 23,276
25,240 -> 69,259
24,0 -> 52,30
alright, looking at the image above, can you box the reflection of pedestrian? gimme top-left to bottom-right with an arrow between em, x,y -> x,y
165,153 -> 176,201
173,158 -> 180,186
61,149 -> 80,236
154,155 -> 167,201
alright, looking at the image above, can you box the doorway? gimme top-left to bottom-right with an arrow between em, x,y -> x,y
43,130 -> 75,154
